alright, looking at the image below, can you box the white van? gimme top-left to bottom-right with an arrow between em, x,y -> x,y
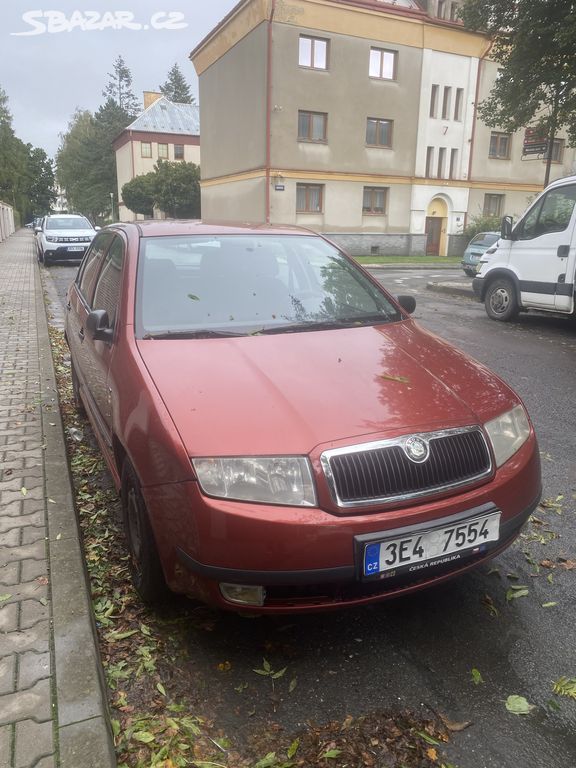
473,175 -> 576,321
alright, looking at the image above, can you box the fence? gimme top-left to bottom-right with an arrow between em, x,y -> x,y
0,201 -> 16,242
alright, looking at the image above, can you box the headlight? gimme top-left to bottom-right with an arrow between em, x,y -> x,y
191,456 -> 316,506
46,235 -> 57,242
484,405 -> 531,467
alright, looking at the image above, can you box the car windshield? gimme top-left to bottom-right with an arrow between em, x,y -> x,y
471,233 -> 498,247
46,217 -> 93,230
136,234 -> 401,337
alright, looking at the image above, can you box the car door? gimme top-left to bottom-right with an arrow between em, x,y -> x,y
510,183 -> 576,311
67,231 -> 114,422
83,235 -> 126,447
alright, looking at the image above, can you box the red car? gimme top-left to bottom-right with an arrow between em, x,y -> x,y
65,221 -> 541,613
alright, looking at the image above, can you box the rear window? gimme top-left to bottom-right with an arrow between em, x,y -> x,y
471,233 -> 499,247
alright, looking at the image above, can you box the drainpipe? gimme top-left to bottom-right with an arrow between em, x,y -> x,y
265,0 -> 276,224
465,38 -> 492,230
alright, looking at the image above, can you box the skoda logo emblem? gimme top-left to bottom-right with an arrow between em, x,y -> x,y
404,436 -> 429,463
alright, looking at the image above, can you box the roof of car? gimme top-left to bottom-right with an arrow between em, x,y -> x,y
112,220 -> 320,238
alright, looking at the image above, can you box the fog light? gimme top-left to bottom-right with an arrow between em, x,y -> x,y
220,583 -> 266,606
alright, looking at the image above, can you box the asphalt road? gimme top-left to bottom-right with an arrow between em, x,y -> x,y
45,263 -> 576,768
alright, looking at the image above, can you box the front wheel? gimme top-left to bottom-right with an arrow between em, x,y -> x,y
484,278 -> 519,322
121,461 -> 170,604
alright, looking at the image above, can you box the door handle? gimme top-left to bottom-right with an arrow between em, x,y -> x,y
557,245 -> 570,258
78,328 -> 85,341
66,302 -> 71,311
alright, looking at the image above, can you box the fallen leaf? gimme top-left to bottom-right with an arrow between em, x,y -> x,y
505,695 -> 535,715
21,487 -> 27,496
471,668 -> 484,685
552,677 -> 576,700
542,602 -> 557,608
0,594 -> 12,603
439,714 -> 473,732
426,747 -> 438,761
379,373 -> 410,384
506,585 -> 529,601
217,661 -> 232,672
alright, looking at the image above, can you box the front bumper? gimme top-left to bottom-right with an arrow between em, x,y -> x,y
144,437 -> 541,613
44,245 -> 89,262
472,276 -> 485,299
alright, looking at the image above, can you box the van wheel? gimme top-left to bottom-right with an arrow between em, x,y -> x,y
121,461 -> 170,604
485,278 -> 518,322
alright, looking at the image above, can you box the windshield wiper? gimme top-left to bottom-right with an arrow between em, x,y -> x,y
142,329 -> 246,339
257,314 -> 392,335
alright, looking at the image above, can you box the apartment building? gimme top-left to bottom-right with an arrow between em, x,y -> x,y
113,92 -> 200,222
191,0 -> 575,256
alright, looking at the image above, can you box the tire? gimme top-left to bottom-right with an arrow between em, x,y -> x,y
121,461 -> 170,604
70,362 -> 86,418
484,277 -> 519,322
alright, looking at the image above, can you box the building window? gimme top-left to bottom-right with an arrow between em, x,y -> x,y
449,148 -> 458,179
454,88 -> 464,121
141,142 -> 152,158
174,144 -> 184,160
441,87 -> 452,119
426,146 -> 434,178
550,138 -> 565,163
450,3 -> 459,21
158,143 -> 168,159
299,36 -> 328,69
438,0 -> 446,18
430,84 -> 439,118
369,48 -> 397,80
437,147 -> 446,179
362,187 -> 388,214
483,194 -> 504,217
489,132 -> 511,159
298,111 -> 328,142
296,184 -> 323,213
366,118 -> 393,147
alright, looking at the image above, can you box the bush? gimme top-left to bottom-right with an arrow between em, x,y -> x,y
463,214 -> 501,241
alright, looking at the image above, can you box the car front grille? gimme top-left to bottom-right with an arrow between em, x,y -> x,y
321,427 -> 492,508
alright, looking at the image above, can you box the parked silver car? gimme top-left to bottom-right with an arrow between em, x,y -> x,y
461,232 -> 499,277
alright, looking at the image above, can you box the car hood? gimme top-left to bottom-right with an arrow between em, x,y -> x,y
136,321 -> 516,456
44,229 -> 94,237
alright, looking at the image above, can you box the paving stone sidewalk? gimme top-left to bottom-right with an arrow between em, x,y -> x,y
0,231 -> 115,768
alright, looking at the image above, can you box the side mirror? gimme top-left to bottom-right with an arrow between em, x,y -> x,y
396,295 -> 416,315
501,215 -> 513,240
86,309 -> 113,343
34,226 -> 42,233
94,226 -> 101,231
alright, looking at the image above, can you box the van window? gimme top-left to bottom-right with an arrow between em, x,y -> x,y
516,185 -> 576,240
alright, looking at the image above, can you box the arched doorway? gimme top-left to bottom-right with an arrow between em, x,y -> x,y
425,197 -> 448,257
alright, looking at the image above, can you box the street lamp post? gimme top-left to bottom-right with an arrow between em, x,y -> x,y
110,192 -> 114,221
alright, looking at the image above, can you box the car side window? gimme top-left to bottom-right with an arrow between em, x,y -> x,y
516,185 -> 576,240
76,233 -> 114,303
92,236 -> 125,328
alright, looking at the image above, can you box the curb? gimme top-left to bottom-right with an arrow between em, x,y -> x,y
36,261 -> 117,767
426,281 -> 475,299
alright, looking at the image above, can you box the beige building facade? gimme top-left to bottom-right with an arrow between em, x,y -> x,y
113,93 -> 200,222
191,0 -> 576,256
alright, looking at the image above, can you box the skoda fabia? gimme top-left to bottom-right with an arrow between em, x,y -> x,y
65,221 -> 541,613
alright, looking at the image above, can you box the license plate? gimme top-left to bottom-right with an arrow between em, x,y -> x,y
68,246 -> 84,252
363,512 -> 501,577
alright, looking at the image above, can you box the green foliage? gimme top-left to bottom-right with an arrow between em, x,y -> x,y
159,62 -> 195,103
154,160 -> 201,219
121,161 -> 201,219
121,172 -> 157,217
463,213 -> 501,240
102,54 -> 140,116
0,85 -> 56,220
57,99 -> 132,221
461,0 -> 576,176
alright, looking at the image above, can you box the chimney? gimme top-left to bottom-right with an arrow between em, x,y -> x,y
143,91 -> 163,109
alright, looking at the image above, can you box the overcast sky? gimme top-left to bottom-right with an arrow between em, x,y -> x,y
1,1 -> 239,158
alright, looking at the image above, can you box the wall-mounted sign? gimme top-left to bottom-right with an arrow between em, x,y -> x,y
523,127 -> 548,156
274,184 -> 285,191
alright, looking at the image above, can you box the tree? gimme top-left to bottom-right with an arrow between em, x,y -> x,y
103,55 -> 140,116
121,161 -> 201,219
461,0 -> 576,186
57,99 -> 133,221
122,172 -> 157,217
159,63 -> 195,103
26,148 -> 56,215
154,161 -> 201,218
